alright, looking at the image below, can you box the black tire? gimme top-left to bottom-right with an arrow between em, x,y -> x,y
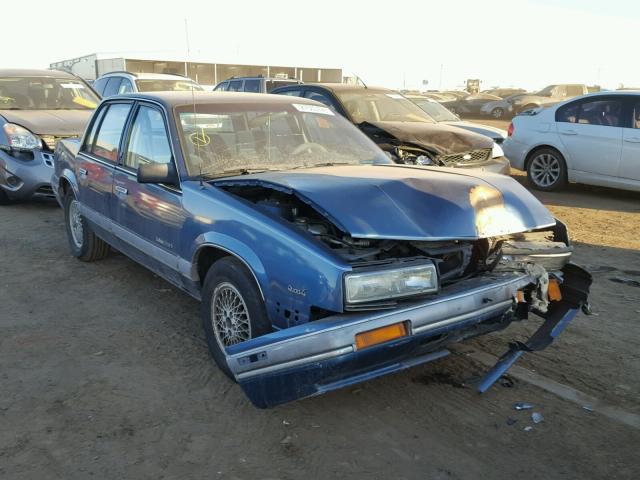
0,189 -> 13,205
491,107 -> 504,119
63,192 -> 110,261
526,148 -> 568,192
201,257 -> 271,379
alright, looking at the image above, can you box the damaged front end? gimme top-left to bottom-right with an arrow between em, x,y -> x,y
212,171 -> 591,408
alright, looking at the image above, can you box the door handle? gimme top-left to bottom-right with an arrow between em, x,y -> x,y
114,185 -> 128,195
79,168 -> 88,177
560,130 -> 577,136
624,137 -> 640,143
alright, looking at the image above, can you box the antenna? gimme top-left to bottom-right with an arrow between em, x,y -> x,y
184,18 -> 204,187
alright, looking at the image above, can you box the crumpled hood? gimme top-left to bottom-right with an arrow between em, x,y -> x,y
213,165 -> 555,240
361,121 -> 493,155
0,109 -> 92,136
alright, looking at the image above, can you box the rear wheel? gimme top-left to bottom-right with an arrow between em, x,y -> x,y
63,192 -> 110,261
526,148 -> 567,191
491,107 -> 504,119
201,257 -> 271,379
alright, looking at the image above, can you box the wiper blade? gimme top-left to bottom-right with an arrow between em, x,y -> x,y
203,167 -> 269,179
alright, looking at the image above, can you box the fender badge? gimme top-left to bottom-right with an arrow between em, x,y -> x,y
288,285 -> 307,297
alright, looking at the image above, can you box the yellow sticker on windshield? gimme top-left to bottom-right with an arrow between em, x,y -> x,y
189,129 -> 210,147
72,96 -> 97,109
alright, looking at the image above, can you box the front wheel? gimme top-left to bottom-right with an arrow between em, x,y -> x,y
0,189 -> 13,205
63,192 -> 110,261
491,107 -> 504,119
527,148 -> 567,191
201,257 -> 271,379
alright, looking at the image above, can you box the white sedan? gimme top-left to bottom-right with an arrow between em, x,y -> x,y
503,91 -> 640,191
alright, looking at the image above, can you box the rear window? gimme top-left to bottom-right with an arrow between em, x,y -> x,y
266,80 -> 299,93
243,79 -> 261,93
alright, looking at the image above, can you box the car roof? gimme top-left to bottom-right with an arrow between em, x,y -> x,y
0,68 -> 77,78
99,71 -> 189,80
106,91 -> 324,109
275,83 -> 395,95
220,76 -> 301,81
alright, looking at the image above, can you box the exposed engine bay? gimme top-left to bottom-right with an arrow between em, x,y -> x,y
221,184 -> 573,287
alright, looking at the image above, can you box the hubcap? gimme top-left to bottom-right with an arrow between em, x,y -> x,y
211,282 -> 251,348
530,153 -> 561,187
69,200 -> 84,248
492,108 -> 503,118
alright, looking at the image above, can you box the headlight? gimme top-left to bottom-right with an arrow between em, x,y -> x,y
2,123 -> 42,150
491,142 -> 504,158
345,262 -> 438,305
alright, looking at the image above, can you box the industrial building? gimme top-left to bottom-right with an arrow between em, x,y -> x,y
50,53 -> 342,88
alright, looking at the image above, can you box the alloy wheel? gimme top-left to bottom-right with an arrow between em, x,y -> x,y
211,282 -> 251,348
530,153 -> 561,188
69,199 -> 84,248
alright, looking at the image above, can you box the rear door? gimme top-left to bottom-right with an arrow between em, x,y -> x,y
76,101 -> 133,224
556,97 -> 624,178
620,96 -> 640,182
111,102 -> 186,283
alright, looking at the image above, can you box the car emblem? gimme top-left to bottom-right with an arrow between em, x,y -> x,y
288,285 -> 307,296
463,154 -> 472,161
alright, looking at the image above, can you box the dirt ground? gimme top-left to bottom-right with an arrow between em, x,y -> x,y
1,162 -> 639,479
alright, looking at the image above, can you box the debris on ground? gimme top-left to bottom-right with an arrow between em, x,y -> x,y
609,277 -> 640,288
506,417 -> 518,426
583,405 -> 594,412
514,402 -> 534,411
524,426 -> 533,432
532,412 -> 544,424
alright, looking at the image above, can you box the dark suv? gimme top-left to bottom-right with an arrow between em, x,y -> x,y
214,76 -> 302,93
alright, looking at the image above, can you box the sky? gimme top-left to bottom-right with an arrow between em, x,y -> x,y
6,0 -> 639,91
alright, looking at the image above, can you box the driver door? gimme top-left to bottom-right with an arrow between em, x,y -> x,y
111,102 -> 187,284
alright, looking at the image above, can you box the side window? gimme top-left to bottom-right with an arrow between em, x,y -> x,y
243,79 -> 261,93
556,102 -> 579,123
90,103 -> 132,162
103,77 -> 123,98
93,77 -> 109,96
633,100 -> 640,129
124,105 -> 172,170
214,82 -> 228,91
227,80 -> 243,92
577,99 -> 622,127
119,78 -> 134,94
82,107 -> 108,151
304,91 -> 336,110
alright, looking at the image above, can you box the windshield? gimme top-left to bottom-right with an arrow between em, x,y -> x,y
411,99 -> 459,122
136,79 -> 204,93
176,102 -> 391,178
535,85 -> 556,97
0,76 -> 99,110
335,91 -> 434,124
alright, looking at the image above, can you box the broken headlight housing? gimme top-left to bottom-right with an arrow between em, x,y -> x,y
495,240 -> 573,272
2,123 -> 42,151
344,262 -> 438,305
491,142 -> 504,158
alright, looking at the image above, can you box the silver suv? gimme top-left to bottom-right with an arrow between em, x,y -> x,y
214,76 -> 302,93
93,72 -> 203,98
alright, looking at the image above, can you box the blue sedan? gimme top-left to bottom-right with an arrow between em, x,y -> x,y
53,92 -> 591,408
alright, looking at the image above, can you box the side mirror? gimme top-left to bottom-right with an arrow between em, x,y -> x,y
137,162 -> 179,186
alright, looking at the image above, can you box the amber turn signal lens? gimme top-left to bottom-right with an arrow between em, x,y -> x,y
355,322 -> 408,350
516,290 -> 525,303
548,279 -> 562,301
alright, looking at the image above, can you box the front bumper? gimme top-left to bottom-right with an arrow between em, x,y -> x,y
0,149 -> 56,200
226,265 -> 590,408
456,156 -> 511,175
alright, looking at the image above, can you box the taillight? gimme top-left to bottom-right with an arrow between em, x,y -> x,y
507,122 -> 514,137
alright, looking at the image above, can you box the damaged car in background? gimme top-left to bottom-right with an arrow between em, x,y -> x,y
53,92 -> 591,408
271,83 -> 510,174
0,69 -> 98,204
